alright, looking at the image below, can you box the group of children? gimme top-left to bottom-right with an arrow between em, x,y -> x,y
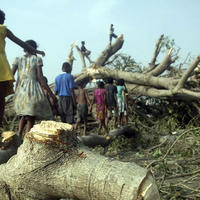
74,77 -> 128,138
0,9 -> 125,142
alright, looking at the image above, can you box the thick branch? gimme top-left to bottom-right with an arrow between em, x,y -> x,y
75,45 -> 87,70
145,34 -> 164,72
174,54 -> 200,91
66,43 -> 76,67
148,48 -> 173,76
84,67 -> 176,89
95,34 -> 124,66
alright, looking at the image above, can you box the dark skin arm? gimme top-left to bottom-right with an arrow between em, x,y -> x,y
6,29 -> 45,57
36,65 -> 57,104
70,88 -> 77,108
12,64 -> 18,75
89,92 -> 96,113
124,84 -> 128,106
84,89 -> 91,106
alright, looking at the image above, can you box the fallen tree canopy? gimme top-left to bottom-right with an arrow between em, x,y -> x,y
0,121 -> 160,200
5,34 -> 200,118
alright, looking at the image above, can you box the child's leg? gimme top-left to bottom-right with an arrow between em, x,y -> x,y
103,120 -> 109,137
0,96 -> 5,127
119,112 -> 124,126
121,112 -> 125,126
97,120 -> 103,135
0,83 -> 7,127
60,114 -> 66,123
75,118 -> 80,128
18,116 -> 27,140
123,110 -> 128,125
75,117 -> 81,135
83,120 -> 87,136
113,107 -> 118,129
25,116 -> 35,133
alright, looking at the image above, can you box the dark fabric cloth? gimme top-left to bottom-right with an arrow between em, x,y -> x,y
77,104 -> 88,121
105,84 -> 117,107
58,96 -> 74,124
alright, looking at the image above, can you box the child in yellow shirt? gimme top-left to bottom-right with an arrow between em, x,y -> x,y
0,9 -> 45,127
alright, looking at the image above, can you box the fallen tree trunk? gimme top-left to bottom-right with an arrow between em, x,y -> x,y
0,121 -> 160,200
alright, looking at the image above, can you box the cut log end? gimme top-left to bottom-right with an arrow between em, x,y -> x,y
26,120 -> 79,150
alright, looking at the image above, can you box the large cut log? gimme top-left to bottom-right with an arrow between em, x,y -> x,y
0,121 -> 160,200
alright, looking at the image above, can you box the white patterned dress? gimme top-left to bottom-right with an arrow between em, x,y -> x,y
13,55 -> 53,119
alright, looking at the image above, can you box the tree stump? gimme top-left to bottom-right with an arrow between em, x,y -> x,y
0,121 -> 160,200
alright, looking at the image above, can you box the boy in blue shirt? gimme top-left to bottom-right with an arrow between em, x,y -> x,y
54,62 -> 76,124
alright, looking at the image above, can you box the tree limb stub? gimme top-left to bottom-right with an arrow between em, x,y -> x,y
0,121 -> 160,200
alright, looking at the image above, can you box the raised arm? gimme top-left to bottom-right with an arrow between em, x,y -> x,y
6,29 -> 45,56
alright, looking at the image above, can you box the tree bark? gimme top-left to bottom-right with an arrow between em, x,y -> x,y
0,121 -> 160,200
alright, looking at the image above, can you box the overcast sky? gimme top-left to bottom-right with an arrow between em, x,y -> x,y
2,0 -> 200,83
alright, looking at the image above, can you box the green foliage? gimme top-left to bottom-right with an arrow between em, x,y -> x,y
107,53 -> 144,72
153,148 -> 162,158
107,135 -> 135,154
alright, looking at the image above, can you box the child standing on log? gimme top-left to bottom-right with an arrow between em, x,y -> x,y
116,79 -> 128,126
105,77 -> 118,129
90,81 -> 109,138
75,83 -> 91,136
12,40 -> 57,142
109,24 -> 118,45
0,9 -> 45,128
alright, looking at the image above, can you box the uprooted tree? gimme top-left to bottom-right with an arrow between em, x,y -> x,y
5,33 -> 200,118
2,33 -> 200,200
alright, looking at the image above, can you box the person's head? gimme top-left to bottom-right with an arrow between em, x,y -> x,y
111,24 -> 113,27
77,82 -> 83,89
81,41 -> 85,45
106,77 -> 114,84
62,62 -> 72,73
0,10 -> 5,24
97,81 -> 104,89
25,40 -> 38,54
116,79 -> 124,86
25,40 -> 38,49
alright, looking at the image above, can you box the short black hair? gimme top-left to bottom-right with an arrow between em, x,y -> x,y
77,83 -> 83,88
0,10 -> 5,24
25,40 -> 38,49
62,62 -> 72,73
116,79 -> 124,86
106,77 -> 113,84
97,81 -> 104,88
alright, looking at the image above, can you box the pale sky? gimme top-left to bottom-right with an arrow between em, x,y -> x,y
1,0 -> 200,83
